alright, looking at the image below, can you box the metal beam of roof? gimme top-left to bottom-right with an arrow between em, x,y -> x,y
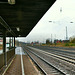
0,0 -> 56,37
0,16 -> 16,36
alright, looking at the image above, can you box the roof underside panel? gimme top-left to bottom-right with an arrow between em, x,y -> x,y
0,0 -> 56,37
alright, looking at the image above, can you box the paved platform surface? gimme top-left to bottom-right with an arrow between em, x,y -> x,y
5,55 -> 22,75
4,47 -> 39,75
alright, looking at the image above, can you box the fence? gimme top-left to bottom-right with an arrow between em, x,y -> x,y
0,48 -> 15,69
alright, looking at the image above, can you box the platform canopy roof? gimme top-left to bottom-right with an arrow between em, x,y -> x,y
0,0 -> 56,37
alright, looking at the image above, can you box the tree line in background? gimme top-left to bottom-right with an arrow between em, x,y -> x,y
46,36 -> 75,47
15,36 -> 75,47
69,36 -> 75,43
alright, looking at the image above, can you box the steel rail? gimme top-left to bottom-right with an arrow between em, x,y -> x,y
48,51 -> 75,60
22,46 -> 47,75
27,46 -> 75,64
32,45 -> 75,57
23,46 -> 65,75
26,46 -> 75,74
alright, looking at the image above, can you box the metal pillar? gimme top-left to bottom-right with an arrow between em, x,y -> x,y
3,29 -> 7,66
9,37 -> 11,48
14,37 -> 15,54
14,37 -> 15,48
12,37 -> 13,47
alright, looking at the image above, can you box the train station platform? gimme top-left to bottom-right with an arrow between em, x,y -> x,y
2,47 -> 40,75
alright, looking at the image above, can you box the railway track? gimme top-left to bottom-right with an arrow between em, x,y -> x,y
22,45 -> 75,75
22,46 -> 65,75
30,46 -> 75,63
29,47 -> 75,64
20,42 -> 75,74
31,45 -> 75,59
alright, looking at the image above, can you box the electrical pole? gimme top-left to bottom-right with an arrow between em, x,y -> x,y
66,26 -> 68,40
51,34 -> 52,44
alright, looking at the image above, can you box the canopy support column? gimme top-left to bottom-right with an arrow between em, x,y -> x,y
12,37 -> 13,47
3,29 -> 7,66
14,37 -> 15,48
9,37 -> 11,48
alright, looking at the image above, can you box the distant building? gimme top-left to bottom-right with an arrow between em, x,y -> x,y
54,39 -> 69,43
31,41 -> 39,45
63,40 -> 69,43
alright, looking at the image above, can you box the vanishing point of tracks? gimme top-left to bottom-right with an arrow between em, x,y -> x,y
22,45 -> 75,75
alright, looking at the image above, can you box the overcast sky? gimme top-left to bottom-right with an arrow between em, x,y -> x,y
16,0 -> 75,43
